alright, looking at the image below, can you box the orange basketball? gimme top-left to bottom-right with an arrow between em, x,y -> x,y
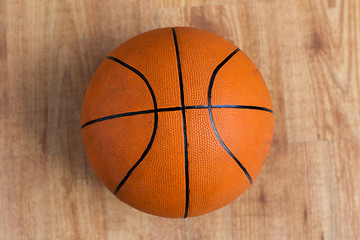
81,27 -> 274,218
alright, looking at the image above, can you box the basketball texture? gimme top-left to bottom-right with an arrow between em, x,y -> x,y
81,27 -> 274,218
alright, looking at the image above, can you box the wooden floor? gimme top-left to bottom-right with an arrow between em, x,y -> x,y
1,0 -> 359,239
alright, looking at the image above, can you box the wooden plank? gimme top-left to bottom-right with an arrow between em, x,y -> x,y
276,0 -> 360,142
9,153 -> 107,239
6,0 -> 140,157
288,139 -> 360,239
0,21 -> 8,121
141,0 -> 273,9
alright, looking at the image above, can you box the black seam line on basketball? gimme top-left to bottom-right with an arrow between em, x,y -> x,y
105,56 -> 159,196
81,107 -> 180,129
81,109 -> 155,129
171,27 -> 190,218
81,104 -> 273,129
212,105 -> 273,113
207,48 -> 253,184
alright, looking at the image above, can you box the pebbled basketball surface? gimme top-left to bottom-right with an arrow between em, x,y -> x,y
81,27 -> 274,218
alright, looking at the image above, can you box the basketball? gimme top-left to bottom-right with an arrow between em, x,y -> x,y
81,27 -> 274,218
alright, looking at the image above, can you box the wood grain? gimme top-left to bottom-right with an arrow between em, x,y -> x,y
1,0 -> 359,239
141,0 -> 274,9
278,0 -> 360,143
